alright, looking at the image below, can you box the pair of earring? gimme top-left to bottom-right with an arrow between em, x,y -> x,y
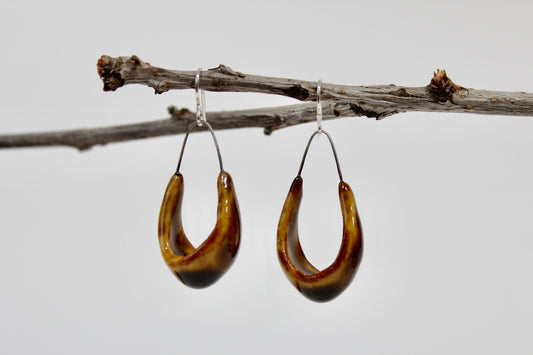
157,73 -> 363,302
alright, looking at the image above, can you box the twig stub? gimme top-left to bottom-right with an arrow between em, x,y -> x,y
428,69 -> 466,103
97,55 -> 125,91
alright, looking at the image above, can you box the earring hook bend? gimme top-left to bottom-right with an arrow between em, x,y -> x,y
176,121 -> 224,173
297,129 -> 343,182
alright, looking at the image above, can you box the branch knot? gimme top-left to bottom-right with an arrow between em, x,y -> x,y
428,69 -> 466,103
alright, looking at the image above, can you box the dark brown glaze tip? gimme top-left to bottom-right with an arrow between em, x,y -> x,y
298,283 -> 347,303
292,175 -> 303,186
339,181 -> 351,193
218,171 -> 231,189
175,269 -> 225,289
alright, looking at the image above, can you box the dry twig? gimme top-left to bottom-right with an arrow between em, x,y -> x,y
0,55 -> 532,150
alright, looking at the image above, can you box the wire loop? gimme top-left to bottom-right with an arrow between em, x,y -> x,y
297,129 -> 343,182
176,121 -> 224,173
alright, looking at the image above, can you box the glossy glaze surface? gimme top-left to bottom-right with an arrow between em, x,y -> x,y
277,176 -> 363,302
158,171 -> 241,288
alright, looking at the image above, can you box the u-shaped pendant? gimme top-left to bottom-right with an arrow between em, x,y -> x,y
277,130 -> 363,302
158,121 -> 241,288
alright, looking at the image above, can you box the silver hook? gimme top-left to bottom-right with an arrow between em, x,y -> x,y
176,120 -> 224,173
297,129 -> 343,182
316,79 -> 323,132
195,68 -> 207,126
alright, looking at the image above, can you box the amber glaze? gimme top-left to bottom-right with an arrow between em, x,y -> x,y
158,171 -> 241,288
277,176 -> 363,302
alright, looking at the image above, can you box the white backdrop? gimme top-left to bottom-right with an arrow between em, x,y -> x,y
1,1 -> 532,354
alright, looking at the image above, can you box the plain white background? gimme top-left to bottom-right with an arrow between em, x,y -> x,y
1,1 -> 532,354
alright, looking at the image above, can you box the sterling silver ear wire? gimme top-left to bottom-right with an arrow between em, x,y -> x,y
316,78 -> 323,132
195,68 -> 207,126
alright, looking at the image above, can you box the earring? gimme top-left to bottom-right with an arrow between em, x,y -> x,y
157,69 -> 241,289
277,79 -> 363,302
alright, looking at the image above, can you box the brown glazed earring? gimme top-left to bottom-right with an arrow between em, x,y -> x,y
157,69 -> 240,288
277,79 -> 363,302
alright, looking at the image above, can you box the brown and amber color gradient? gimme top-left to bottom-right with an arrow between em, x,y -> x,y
158,171 -> 241,288
277,176 -> 363,302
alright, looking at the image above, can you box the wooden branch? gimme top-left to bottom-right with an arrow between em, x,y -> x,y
96,55 -> 533,118
1,54 -> 532,151
0,102 -> 353,150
